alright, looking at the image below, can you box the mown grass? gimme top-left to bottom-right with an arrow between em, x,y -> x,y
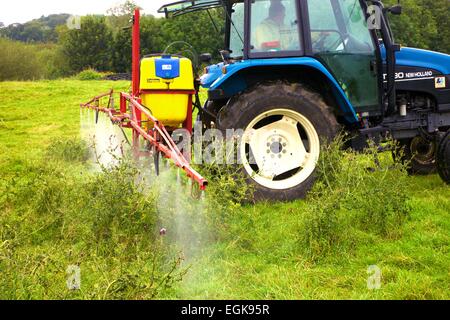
0,80 -> 449,300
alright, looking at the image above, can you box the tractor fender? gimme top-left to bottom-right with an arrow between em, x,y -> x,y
201,57 -> 359,124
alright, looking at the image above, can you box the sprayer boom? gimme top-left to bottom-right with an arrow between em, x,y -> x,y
81,90 -> 207,191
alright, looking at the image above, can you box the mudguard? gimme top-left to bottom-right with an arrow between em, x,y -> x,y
201,57 -> 359,124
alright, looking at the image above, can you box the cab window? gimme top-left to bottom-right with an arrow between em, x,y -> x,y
229,2 -> 245,58
307,0 -> 379,110
250,0 -> 302,54
308,0 -> 375,54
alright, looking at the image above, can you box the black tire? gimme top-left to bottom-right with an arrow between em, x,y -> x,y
397,137 -> 437,175
437,130 -> 450,184
218,82 -> 339,202
196,100 -> 224,131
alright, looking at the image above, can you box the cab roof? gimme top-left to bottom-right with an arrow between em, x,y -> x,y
158,0 -> 240,18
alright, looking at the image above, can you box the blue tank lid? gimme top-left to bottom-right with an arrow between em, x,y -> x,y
155,56 -> 180,80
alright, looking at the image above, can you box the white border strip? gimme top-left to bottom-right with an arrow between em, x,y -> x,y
383,77 -> 435,83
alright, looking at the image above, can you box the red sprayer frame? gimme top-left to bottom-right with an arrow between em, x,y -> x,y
80,9 -> 207,191
132,8 -> 140,97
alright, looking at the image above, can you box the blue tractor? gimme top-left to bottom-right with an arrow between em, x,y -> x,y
159,0 -> 450,201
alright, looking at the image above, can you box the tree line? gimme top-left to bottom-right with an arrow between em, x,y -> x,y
0,0 -> 224,80
385,0 -> 450,55
0,0 -> 448,81
0,14 -> 70,43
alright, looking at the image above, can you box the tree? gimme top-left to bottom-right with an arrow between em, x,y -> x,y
0,22 -> 4,28
59,16 -> 113,73
384,0 -> 449,53
422,0 -> 450,54
107,0 -> 139,34
0,38 -> 56,80
140,15 -> 166,56
112,27 -> 132,73
108,0 -> 141,72
111,10 -> 225,73
0,14 -> 70,43
160,9 -> 225,61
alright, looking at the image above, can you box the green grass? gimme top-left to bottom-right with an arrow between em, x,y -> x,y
0,80 -> 449,300
173,184 -> 449,299
0,80 -> 130,176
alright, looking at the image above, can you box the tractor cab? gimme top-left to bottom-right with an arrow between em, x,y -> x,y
160,0 -> 381,112
159,0 -> 450,201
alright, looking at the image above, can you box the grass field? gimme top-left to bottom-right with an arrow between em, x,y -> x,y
0,80 -> 449,300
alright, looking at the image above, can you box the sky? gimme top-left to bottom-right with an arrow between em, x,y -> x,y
0,0 -> 168,26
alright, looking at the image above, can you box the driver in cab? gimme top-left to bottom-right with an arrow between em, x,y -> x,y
255,1 -> 297,51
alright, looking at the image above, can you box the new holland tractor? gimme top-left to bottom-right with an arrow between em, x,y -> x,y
154,0 -> 450,201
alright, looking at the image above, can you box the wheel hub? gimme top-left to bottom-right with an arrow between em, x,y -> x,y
241,109 -> 320,190
270,141 -> 282,154
268,136 -> 287,156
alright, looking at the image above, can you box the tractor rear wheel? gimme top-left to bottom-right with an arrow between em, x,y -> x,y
437,130 -> 450,184
218,82 -> 339,202
398,136 -> 437,175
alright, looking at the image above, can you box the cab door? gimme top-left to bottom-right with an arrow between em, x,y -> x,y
305,0 -> 380,113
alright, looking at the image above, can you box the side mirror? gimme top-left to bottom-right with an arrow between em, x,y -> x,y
199,53 -> 212,63
388,5 -> 402,15
220,50 -> 231,62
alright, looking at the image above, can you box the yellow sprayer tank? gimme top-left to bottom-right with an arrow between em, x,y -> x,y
139,55 -> 194,128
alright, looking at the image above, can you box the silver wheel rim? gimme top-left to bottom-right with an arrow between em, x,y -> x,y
240,108 -> 320,190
